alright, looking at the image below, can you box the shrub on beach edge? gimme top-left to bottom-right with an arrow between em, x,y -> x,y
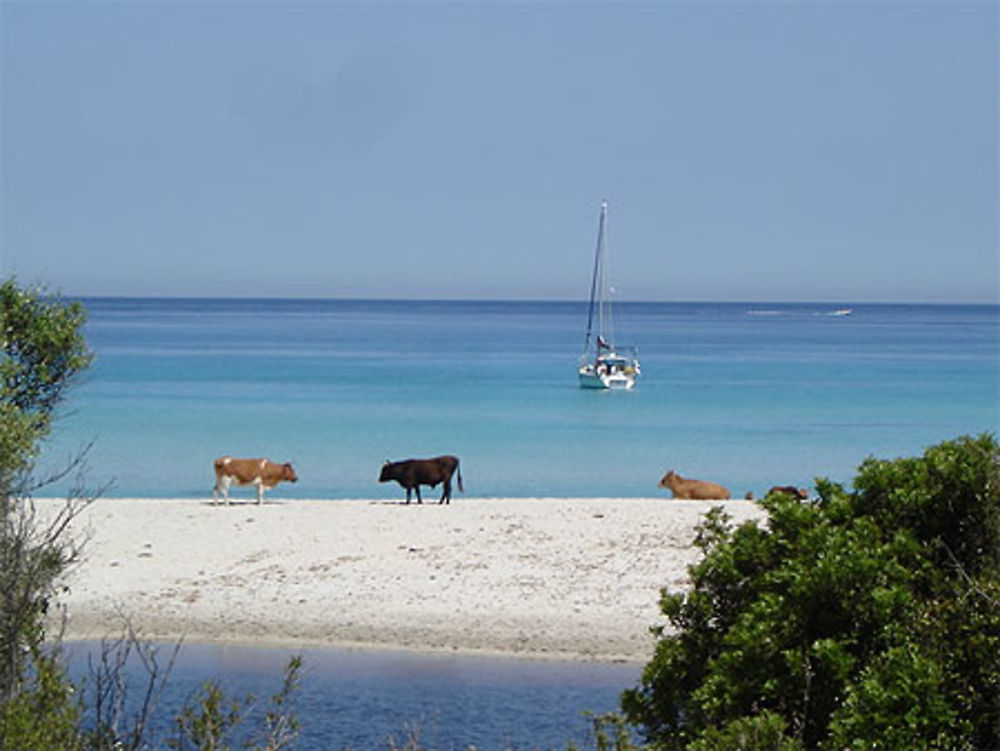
621,433 -> 1000,750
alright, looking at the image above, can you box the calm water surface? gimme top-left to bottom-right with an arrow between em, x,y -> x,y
43,298 -> 998,500
65,641 -> 639,750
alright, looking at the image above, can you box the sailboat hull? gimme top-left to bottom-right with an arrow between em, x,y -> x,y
578,353 -> 639,390
578,368 -> 635,390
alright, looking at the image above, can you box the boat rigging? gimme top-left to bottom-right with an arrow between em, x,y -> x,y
578,200 -> 640,390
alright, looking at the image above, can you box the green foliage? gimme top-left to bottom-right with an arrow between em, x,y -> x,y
0,279 -> 92,748
0,648 -> 81,751
167,656 -> 302,751
0,403 -> 38,495
169,679 -> 249,751
622,434 -> 1000,750
826,646 -> 960,750
687,711 -> 801,751
0,278 -> 91,492
583,712 -> 642,751
1,279 -> 92,716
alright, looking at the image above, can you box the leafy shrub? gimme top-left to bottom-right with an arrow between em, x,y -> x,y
622,434 -> 1000,750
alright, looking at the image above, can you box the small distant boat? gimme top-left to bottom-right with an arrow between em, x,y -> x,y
832,308 -> 853,317
578,201 -> 640,390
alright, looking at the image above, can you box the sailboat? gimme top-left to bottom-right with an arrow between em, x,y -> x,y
578,201 -> 640,389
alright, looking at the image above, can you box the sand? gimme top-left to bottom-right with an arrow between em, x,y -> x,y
40,497 -> 765,663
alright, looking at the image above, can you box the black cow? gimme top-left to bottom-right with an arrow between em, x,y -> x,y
379,455 -> 463,504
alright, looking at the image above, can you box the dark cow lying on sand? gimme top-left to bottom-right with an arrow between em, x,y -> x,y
213,456 -> 298,505
659,470 -> 730,500
379,455 -> 463,504
768,485 -> 809,500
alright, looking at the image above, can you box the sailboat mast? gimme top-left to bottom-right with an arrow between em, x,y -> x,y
597,202 -> 607,346
583,201 -> 607,356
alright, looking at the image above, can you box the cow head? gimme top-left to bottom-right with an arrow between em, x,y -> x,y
378,460 -> 392,483
658,470 -> 676,489
283,463 -> 298,483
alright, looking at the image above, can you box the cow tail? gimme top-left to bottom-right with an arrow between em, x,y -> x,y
457,462 -> 464,493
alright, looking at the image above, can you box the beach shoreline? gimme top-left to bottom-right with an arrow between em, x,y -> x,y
41,497 -> 765,663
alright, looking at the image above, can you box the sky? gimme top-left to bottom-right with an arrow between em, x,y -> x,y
1,1 -> 997,303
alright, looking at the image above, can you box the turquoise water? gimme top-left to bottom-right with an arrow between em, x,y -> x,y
43,298 -> 998,500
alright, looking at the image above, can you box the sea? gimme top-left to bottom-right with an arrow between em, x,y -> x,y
47,297 -> 997,749
44,298 -> 999,501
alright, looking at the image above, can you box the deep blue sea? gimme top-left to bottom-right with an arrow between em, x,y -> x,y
43,298 -> 999,501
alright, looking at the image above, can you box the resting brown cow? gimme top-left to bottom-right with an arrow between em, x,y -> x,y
379,455 -> 463,504
768,485 -> 809,500
213,456 -> 298,505
659,470 -> 730,500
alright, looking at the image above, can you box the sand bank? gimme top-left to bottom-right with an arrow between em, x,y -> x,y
42,497 -> 765,662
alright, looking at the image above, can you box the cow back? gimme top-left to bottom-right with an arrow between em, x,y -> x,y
381,455 -> 459,486
215,456 -> 296,485
215,457 -> 266,483
660,470 -> 729,500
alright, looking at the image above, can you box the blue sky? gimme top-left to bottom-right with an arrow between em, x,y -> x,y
2,2 -> 997,302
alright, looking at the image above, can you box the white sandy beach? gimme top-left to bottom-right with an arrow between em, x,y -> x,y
42,497 -> 765,662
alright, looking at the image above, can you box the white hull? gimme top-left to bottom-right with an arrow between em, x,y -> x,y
578,352 -> 639,390
578,367 -> 635,390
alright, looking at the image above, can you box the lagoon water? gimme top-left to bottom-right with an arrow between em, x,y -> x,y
64,641 -> 638,750
44,298 -> 999,500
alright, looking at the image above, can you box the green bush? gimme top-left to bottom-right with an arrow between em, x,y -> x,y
0,279 -> 91,494
1,279 -> 92,729
0,650 -> 81,751
622,434 -> 1000,750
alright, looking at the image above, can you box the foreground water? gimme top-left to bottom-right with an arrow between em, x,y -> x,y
64,641 -> 638,750
43,298 -> 998,500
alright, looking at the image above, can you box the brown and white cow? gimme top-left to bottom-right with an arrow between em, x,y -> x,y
213,456 -> 298,505
658,470 -> 730,500
379,455 -> 463,504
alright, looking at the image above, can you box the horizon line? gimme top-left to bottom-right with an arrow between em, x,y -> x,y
60,293 -> 999,307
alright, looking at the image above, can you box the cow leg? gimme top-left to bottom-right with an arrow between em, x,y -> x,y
440,479 -> 451,504
216,476 -> 232,506
255,479 -> 264,505
405,487 -> 411,504
415,485 -> 423,504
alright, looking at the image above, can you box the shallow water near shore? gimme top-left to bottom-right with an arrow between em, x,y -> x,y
42,298 -> 998,500
64,640 -> 639,750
